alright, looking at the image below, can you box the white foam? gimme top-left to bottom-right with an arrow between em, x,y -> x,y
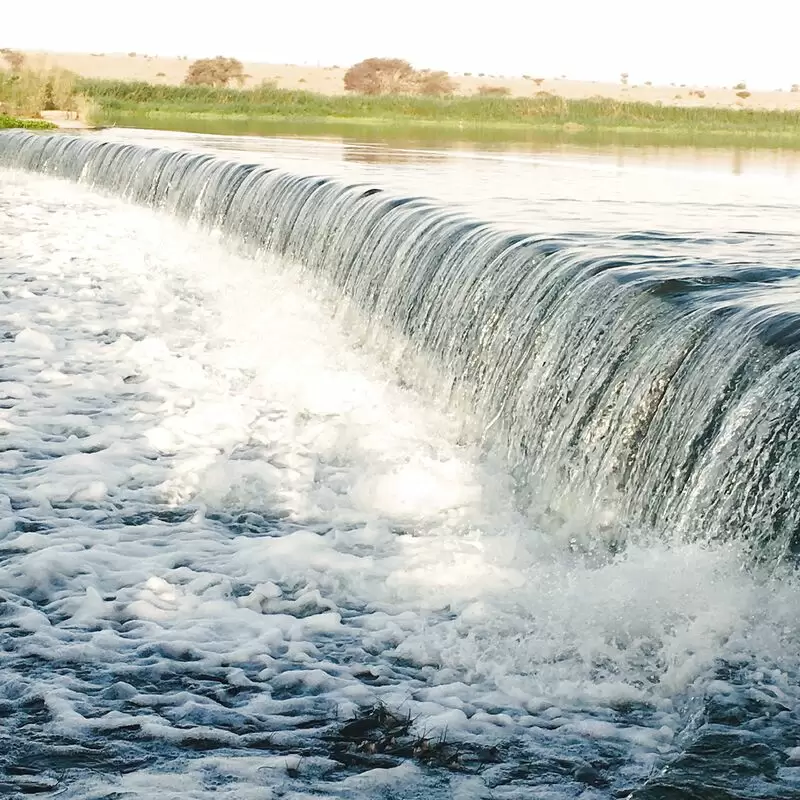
1,168 -> 799,797
15,327 -> 57,351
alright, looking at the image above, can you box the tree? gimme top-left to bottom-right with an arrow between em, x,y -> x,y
184,56 -> 246,87
0,48 -> 25,72
416,69 -> 457,96
344,58 -> 418,95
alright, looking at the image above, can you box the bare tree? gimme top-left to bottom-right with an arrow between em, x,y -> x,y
344,58 -> 418,95
185,56 -> 247,87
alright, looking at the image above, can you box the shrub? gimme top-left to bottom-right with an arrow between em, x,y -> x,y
342,59 -> 457,96
792,84 -> 800,93
620,72 -> 629,85
185,56 -> 246,87
42,80 -> 56,110
0,48 -> 24,72
128,52 -> 137,58
0,115 -> 56,129
533,78 -> 544,86
344,58 -> 417,94
478,84 -> 510,96
155,72 -> 166,78
416,69 -> 456,96
734,81 -> 747,90
736,90 -> 751,99
644,81 -> 652,86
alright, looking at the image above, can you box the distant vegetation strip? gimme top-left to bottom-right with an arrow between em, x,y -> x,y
80,79 -> 800,140
0,115 -> 55,130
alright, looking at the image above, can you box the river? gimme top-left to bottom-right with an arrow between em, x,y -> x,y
1,129 -> 799,799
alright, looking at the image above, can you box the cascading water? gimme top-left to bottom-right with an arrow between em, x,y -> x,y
2,129 -> 800,800
2,130 -> 798,561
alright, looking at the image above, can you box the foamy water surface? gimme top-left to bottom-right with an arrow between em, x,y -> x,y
1,136 -> 800,798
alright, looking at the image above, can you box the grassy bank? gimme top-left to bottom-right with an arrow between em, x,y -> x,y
0,115 -> 56,130
97,113 -> 800,153
80,79 -> 800,147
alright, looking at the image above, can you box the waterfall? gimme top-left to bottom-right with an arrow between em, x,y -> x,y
3,129 -> 799,561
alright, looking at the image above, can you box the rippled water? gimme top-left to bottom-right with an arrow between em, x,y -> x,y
1,131 -> 800,799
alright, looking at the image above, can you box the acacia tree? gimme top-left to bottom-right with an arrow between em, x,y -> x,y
184,56 -> 246,87
344,58 -> 418,95
416,69 -> 457,96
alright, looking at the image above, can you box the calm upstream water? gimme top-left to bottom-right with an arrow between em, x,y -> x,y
1,128 -> 800,799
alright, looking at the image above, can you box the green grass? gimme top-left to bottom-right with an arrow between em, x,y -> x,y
94,113 -> 800,153
0,115 -> 56,130
79,78 -> 800,147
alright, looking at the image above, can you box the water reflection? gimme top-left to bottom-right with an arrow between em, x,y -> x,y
342,143 -> 447,165
95,125 -> 800,237
99,114 -> 800,178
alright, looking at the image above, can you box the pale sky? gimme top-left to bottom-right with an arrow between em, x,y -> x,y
6,0 -> 800,89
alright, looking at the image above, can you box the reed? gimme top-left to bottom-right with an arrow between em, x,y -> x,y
78,79 -> 800,140
0,66 -> 78,117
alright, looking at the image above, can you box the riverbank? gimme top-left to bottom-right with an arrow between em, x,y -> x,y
81,80 -> 800,149
93,112 -> 800,151
24,50 -> 800,111
38,110 -> 96,130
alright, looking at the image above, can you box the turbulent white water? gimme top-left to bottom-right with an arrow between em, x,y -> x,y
2,162 -> 800,798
